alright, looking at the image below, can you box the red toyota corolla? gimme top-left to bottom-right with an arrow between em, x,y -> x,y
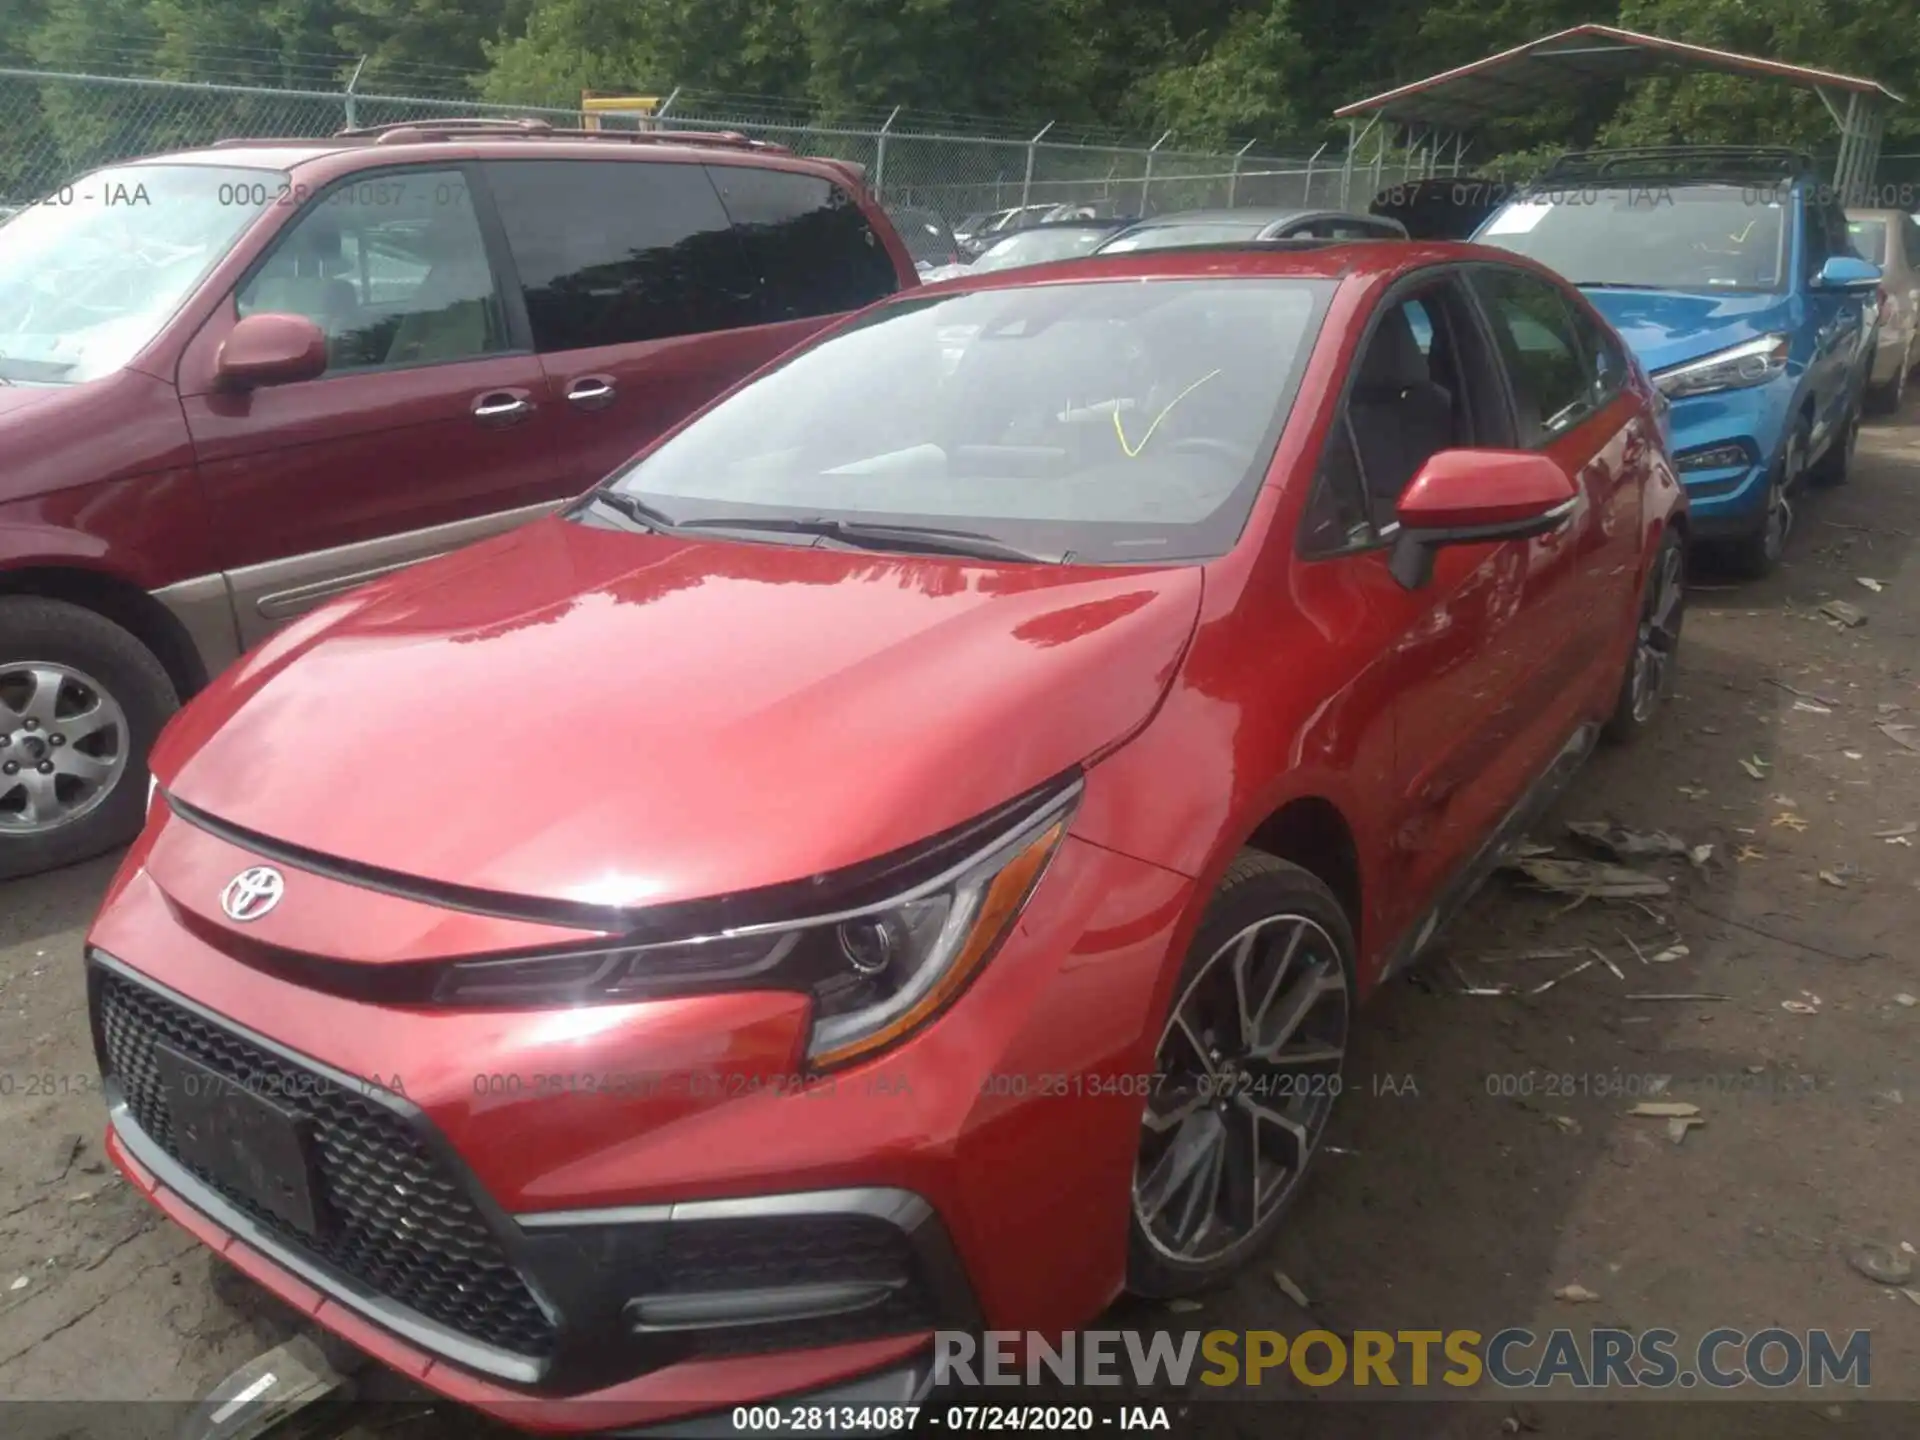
87,240 -> 1685,1431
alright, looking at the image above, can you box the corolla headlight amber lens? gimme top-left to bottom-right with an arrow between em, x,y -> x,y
434,793 -> 1077,1069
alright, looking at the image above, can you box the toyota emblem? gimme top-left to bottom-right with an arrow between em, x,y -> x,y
221,866 -> 285,922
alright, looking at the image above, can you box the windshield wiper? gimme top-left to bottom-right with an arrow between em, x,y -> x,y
672,515 -> 1059,563
583,489 -> 684,532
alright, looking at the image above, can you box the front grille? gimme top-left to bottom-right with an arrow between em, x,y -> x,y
96,967 -> 556,1359
667,1213 -> 940,1357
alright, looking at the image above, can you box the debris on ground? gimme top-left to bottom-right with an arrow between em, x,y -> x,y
1820,599 -> 1869,628
1630,1101 -> 1701,1118
1628,992 -> 1731,1002
1782,994 -> 1823,1015
1589,946 -> 1626,981
1530,958 -> 1595,995
1688,843 -> 1715,867
1878,723 -> 1920,755
1857,577 -> 1886,594
1819,870 -> 1849,889
7,1276 -> 26,1292
1875,822 -> 1918,840
1767,678 -> 1842,707
1895,994 -> 1918,1008
1503,856 -> 1671,899
1554,1283 -> 1602,1303
1550,1114 -> 1580,1134
1792,698 -> 1833,715
1677,784 -> 1709,801
1735,845 -> 1766,863
1740,757 -> 1770,780
1668,1116 -> 1706,1144
1847,1243 -> 1914,1286
1773,811 -> 1809,831
1272,1270 -> 1311,1308
1649,944 -> 1690,964
1566,821 -> 1690,861
1165,1297 -> 1204,1313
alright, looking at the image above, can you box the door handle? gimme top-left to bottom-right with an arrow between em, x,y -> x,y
566,376 -> 617,411
472,391 -> 534,426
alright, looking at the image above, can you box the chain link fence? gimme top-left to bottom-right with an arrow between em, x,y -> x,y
0,65 -> 1368,221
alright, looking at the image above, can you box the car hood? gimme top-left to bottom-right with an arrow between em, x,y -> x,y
1581,289 -> 1794,374
159,518 -> 1201,913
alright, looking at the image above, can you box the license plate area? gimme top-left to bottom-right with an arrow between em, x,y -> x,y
154,1043 -> 329,1239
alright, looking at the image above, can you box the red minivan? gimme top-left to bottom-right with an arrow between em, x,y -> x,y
0,120 -> 917,878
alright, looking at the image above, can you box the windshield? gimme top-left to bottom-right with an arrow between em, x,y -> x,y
1099,222 -> 1265,255
597,277 -> 1333,563
1476,185 -> 1787,292
0,164 -> 281,384
1848,218 -> 1888,266
975,228 -> 1112,271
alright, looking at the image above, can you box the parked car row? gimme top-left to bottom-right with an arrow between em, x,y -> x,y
8,129 -> 1907,1437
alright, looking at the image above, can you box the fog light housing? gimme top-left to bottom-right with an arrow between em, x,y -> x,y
1675,442 -> 1751,473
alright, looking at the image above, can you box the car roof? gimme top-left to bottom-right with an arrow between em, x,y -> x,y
988,219 -> 1131,235
109,128 -> 856,189
1122,207 -> 1367,228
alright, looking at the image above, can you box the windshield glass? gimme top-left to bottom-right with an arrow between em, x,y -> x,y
598,277 -> 1333,563
0,164 -> 280,384
1848,218 -> 1888,266
975,228 -> 1112,271
1099,222 -> 1265,255
1476,184 -> 1787,292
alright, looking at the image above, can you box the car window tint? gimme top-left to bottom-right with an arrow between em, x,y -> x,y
238,170 -> 507,373
484,159 -> 748,351
1469,268 -> 1593,446
1300,419 -> 1372,552
705,165 -> 899,323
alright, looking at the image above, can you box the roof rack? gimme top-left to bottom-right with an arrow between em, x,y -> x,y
1539,146 -> 1816,186
326,117 -> 787,152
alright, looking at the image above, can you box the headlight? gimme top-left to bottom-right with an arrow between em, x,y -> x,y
436,786 -> 1078,1069
1652,334 -> 1791,399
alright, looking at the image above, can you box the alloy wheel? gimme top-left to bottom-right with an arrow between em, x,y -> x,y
1133,914 -> 1349,1266
1629,542 -> 1684,724
0,662 -> 130,834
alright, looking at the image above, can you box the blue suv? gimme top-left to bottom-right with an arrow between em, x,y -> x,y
1475,147 -> 1882,576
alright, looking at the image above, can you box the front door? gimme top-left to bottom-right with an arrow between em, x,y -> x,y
177,165 -> 562,648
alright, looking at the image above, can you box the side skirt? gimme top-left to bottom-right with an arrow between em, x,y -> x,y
1377,721 -> 1600,983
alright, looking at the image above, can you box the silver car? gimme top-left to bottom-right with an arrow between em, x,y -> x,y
1848,209 -> 1920,410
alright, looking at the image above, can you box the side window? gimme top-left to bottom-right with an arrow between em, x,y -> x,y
1905,217 -> 1920,269
237,169 -> 507,373
1469,267 -> 1594,446
484,159 -> 749,351
1801,195 -> 1831,275
1567,300 -> 1627,410
705,165 -> 900,322
1299,418 -> 1372,553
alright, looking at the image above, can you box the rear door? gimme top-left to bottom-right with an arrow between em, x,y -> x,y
485,157 -> 902,493
178,165 -> 562,648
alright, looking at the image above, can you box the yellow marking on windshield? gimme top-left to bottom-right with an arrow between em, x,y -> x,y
1113,369 -> 1224,458
1730,221 -> 1756,243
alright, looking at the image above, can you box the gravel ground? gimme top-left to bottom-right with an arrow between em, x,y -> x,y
5,401 -> 1920,1438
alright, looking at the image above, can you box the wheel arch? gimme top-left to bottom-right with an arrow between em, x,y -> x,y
1238,795 -> 1364,949
0,565 -> 208,700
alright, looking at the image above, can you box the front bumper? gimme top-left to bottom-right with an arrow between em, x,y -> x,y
86,808 -> 1195,1431
1662,380 -> 1794,538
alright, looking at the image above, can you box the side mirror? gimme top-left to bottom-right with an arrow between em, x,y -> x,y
1388,449 -> 1578,590
1815,255 -> 1882,291
215,312 -> 328,391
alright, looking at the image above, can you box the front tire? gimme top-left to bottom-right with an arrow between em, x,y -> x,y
1602,528 -> 1685,745
1723,421 -> 1802,579
1126,852 -> 1354,1297
0,598 -> 177,880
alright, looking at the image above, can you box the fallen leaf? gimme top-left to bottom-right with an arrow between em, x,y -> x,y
1772,812 -> 1809,831
1818,870 -> 1848,889
1735,845 -> 1765,863
1554,1283 -> 1602,1304
1629,1101 -> 1701,1118
1649,945 -> 1690,964
1782,999 -> 1821,1015
1739,758 -> 1768,780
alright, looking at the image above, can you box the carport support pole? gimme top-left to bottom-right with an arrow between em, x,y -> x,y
1227,137 -> 1256,207
1341,118 -> 1358,210
1302,142 -> 1326,206
1020,120 -> 1055,212
342,55 -> 365,129
873,106 -> 900,200
1141,129 -> 1173,215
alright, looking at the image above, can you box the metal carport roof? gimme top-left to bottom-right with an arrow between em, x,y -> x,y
1333,25 -> 1900,203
